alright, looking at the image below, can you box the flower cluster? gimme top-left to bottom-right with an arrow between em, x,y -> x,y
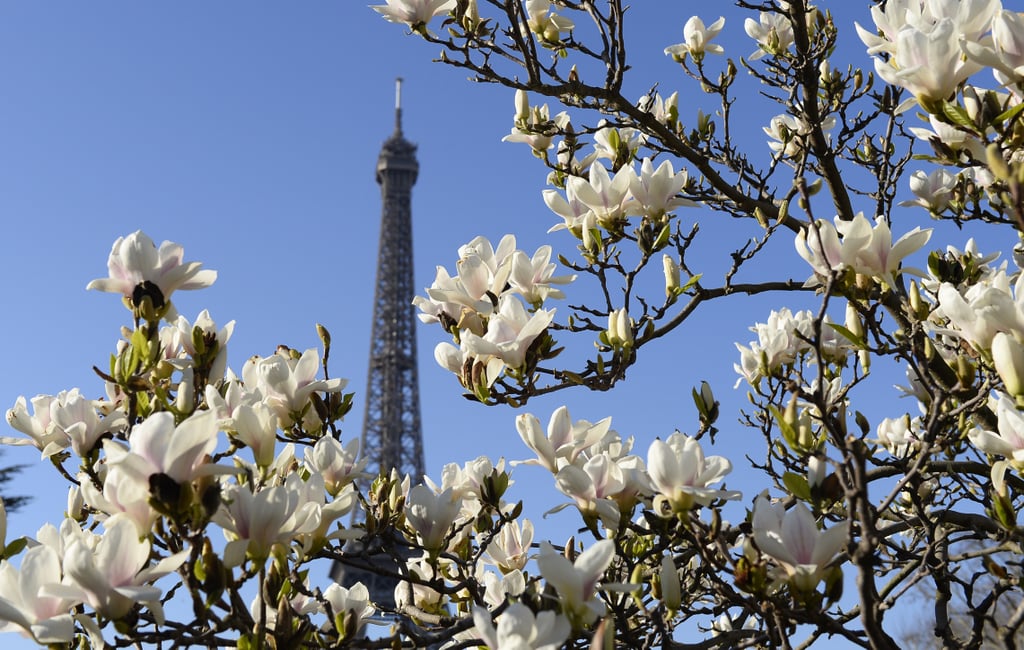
517,406 -> 740,532
415,234 -> 573,401
0,232 -> 368,647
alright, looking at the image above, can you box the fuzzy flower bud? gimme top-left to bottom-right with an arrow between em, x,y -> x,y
606,309 -> 634,349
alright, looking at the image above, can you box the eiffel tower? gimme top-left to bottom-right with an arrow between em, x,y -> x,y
331,79 -> 426,608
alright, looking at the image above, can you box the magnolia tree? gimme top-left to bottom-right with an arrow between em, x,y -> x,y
4,0 -> 1024,648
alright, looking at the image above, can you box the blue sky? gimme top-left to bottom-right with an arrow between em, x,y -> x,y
0,0 -> 760,542
0,2 -> 1011,645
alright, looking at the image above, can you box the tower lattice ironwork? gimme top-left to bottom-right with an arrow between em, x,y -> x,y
332,79 -> 426,607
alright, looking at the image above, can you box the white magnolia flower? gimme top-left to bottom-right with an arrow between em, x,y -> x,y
394,555 -> 446,613
734,308 -> 818,387
857,0 -> 998,105
426,455 -> 506,506
969,392 -> 1024,469
434,339 -> 506,396
456,235 -> 517,306
964,10 -> 1024,85
86,230 -> 216,310
167,309 -> 235,382
54,515 -> 187,622
525,0 -> 574,42
216,482 -> 322,567
606,308 -> 634,349
592,121 -> 645,164
637,91 -> 679,127
461,295 -> 554,369
646,432 -> 741,513
3,394 -> 70,458
514,406 -> 612,473
745,11 -> 794,60
0,545 -> 75,644
993,332 -> 1024,397
763,112 -> 835,159
626,158 -> 694,219
242,348 -> 346,430
664,16 -> 726,61
875,415 -> 921,457
480,567 -> 527,608
901,168 -> 957,213
536,539 -> 615,626
909,115 -> 986,160
251,584 -> 320,633
544,185 -> 595,237
936,272 -> 1024,351
323,582 -> 375,639
304,436 -> 369,497
752,495 -> 848,592
418,235 -> 517,325
503,90 -> 570,152
554,453 -> 629,530
371,0 -> 454,28
404,485 -> 462,552
875,20 -> 976,103
4,389 -> 124,458
79,465 -> 158,536
486,518 -> 534,573
508,245 -> 575,306
104,409 -> 220,494
795,212 -> 931,285
472,603 -> 571,650
856,0 -> 999,57
227,400 -> 279,468
564,163 -> 633,228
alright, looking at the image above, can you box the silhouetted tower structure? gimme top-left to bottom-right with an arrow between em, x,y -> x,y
332,79 -> 426,606
362,77 -> 425,495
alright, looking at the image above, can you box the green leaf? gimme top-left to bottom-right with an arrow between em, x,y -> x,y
769,404 -> 798,451
2,536 -> 27,559
782,472 -> 812,502
826,322 -> 865,349
941,101 -> 977,131
653,223 -> 671,250
995,100 -> 1024,126
681,273 -> 702,292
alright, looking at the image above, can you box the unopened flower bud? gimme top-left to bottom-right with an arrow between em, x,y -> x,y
991,460 -> 1017,529
175,367 -> 195,415
663,255 -> 681,296
660,555 -> 682,615
987,143 -> 1011,182
606,308 -> 634,349
514,89 -> 530,125
807,454 -> 826,489
67,486 -> 84,522
993,332 -> 1024,398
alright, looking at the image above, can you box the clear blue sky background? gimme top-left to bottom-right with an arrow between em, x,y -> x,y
0,3 -> 1010,645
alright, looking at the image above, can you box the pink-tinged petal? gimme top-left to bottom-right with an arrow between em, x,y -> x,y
472,606 -> 499,649
548,406 -> 574,451
696,455 -> 733,486
811,522 -> 849,568
889,228 -> 932,269
573,539 -> 615,598
30,615 -> 75,644
755,529 -> 796,567
781,504 -> 820,566
646,438 -> 676,494
555,465 -> 597,502
63,541 -> 110,604
95,520 -> 148,588
162,410 -> 219,483
971,427 -> 1017,457
536,543 -> 582,600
